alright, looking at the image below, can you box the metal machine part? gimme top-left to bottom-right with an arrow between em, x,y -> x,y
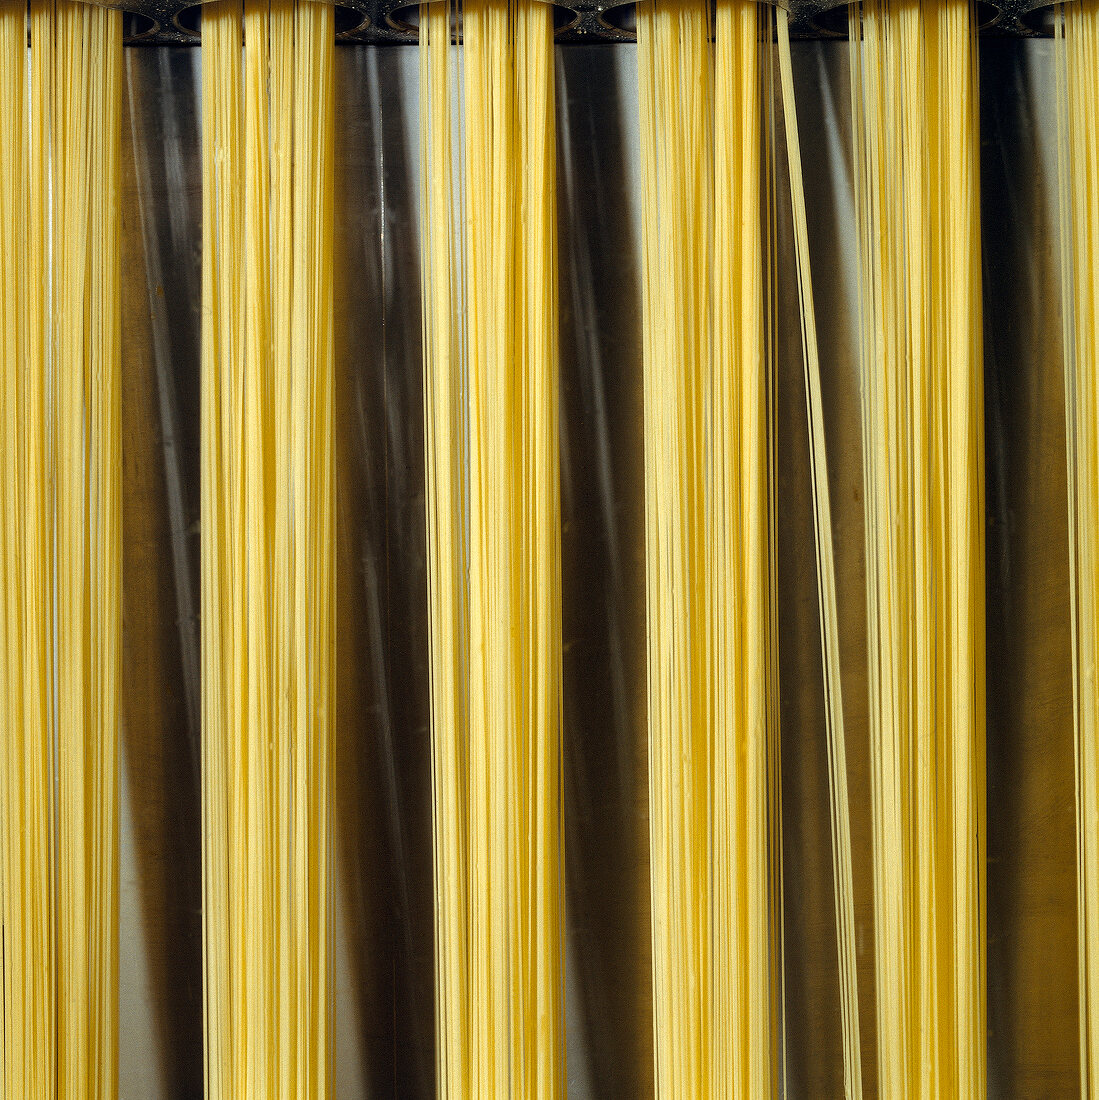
110,0 -> 1062,47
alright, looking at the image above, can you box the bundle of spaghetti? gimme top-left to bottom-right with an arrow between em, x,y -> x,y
776,10 -> 863,1094
0,2 -> 121,1097
637,1 -> 860,1092
849,0 -> 986,1093
419,3 -> 471,1092
638,1 -> 866,1090
419,0 -> 564,1093
1056,2 -> 1099,1089
638,0 -> 731,1089
200,2 -> 334,1096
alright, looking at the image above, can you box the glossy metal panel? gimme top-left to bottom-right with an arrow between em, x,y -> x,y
330,43 -> 436,1098
557,43 -> 654,1100
120,45 -> 203,1100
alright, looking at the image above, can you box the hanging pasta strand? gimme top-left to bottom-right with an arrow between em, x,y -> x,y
420,1 -> 471,1092
776,10 -> 863,1096
1056,2 -> 1099,1091
711,5 -> 786,1095
0,3 -> 121,1098
0,0 -> 121,1096
849,0 -> 986,1093
420,0 -> 565,1093
637,3 -> 715,1089
635,1 -> 852,1092
201,3 -> 335,1096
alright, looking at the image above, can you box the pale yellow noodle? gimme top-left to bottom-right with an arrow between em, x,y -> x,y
637,2 -> 820,1094
637,4 -> 714,1090
774,8 -> 866,1091
1057,3 -> 1099,1093
420,3 -> 471,1094
419,0 -> 564,1093
777,11 -> 863,1096
201,3 -> 334,1096
849,0 -> 986,1093
0,2 -> 121,1097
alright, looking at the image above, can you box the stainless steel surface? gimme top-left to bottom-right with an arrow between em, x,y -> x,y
120,45 -> 203,1100
331,44 -> 435,1099
118,38 -> 1079,1097
981,39 -> 1079,1097
557,44 -> 653,1100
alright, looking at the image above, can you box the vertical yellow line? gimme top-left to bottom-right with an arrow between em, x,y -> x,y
241,6 -> 273,1093
514,3 -> 563,1091
423,1 -> 563,1092
636,4 -> 714,1093
851,2 -> 984,1094
30,4 -> 57,1095
941,4 -> 985,1092
53,3 -> 91,1091
640,4 -> 858,1093
202,4 -> 332,1096
461,6 -> 495,1085
201,8 -> 244,1098
420,4 -> 472,1095
713,3 -> 790,1096
1059,3 -> 1099,1093
290,4 -> 334,1094
776,9 -> 863,1094
0,4 -> 52,1097
2,2 -> 119,1096
92,8 -> 123,1097
268,3 -> 295,1093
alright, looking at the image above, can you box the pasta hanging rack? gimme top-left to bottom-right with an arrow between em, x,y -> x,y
111,0 -> 1061,45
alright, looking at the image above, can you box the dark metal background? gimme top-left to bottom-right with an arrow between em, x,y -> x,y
108,0 -> 1067,48
118,40 -> 1078,1097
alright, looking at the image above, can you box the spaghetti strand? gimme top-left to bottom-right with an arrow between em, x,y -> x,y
1,3 -> 122,1097
201,4 -> 335,1095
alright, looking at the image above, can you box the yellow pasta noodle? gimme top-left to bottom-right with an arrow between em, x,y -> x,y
777,11 -> 863,1095
636,4 -> 864,1093
1057,2 -> 1099,1091
201,3 -> 334,1095
849,0 -> 986,1093
420,0 -> 565,1093
637,1 -> 781,1092
0,2 -> 121,1097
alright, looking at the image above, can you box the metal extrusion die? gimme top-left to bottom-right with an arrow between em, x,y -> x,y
107,0 -> 1062,47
